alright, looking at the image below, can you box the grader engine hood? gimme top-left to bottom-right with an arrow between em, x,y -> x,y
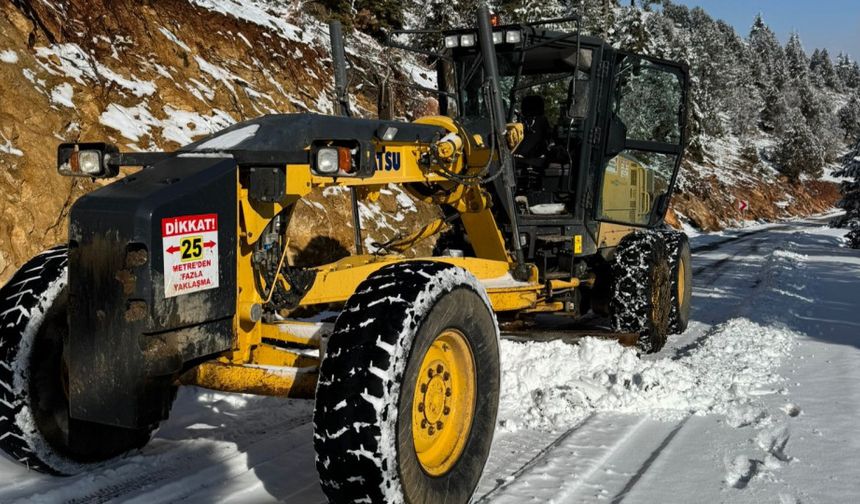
67,156 -> 237,429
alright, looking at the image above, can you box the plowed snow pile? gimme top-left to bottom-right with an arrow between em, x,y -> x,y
498,319 -> 796,432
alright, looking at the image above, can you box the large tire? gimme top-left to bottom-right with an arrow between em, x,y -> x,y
314,261 -> 500,504
0,246 -> 162,475
660,230 -> 692,334
609,231 -> 673,353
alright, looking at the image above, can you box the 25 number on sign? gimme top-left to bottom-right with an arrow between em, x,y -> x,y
181,236 -> 203,262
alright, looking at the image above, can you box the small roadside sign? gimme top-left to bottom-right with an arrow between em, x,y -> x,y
738,200 -> 749,212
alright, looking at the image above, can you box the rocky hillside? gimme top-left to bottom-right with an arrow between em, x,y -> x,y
0,0 -> 840,282
0,0 -> 439,283
669,139 -> 839,232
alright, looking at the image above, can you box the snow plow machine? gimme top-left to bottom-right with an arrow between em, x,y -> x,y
0,8 -> 691,503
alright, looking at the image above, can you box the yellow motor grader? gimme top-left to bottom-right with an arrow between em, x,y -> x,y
0,7 -> 691,503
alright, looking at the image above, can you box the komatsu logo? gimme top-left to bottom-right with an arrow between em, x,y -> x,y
375,151 -> 401,171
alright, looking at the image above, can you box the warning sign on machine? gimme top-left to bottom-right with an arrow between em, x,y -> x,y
162,213 -> 219,298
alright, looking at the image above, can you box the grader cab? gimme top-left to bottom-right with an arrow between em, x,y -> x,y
0,7 -> 691,503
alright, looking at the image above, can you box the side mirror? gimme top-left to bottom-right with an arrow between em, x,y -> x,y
650,192 -> 671,226
605,114 -> 627,158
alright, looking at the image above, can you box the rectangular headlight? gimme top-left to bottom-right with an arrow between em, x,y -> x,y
460,34 -> 476,47
505,30 -> 522,44
57,142 -> 118,178
444,35 -> 459,48
78,150 -> 103,175
492,32 -> 503,44
316,147 -> 339,174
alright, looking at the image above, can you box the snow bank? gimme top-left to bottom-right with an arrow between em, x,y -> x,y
498,317 -> 796,432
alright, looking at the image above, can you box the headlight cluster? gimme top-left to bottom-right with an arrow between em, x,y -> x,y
57,143 -> 118,178
444,30 -> 521,49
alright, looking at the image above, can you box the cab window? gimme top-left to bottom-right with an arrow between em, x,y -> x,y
615,60 -> 683,144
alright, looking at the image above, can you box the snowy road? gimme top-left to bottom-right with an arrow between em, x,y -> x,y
1,217 -> 858,503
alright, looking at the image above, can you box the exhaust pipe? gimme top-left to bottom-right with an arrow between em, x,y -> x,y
329,21 -> 352,118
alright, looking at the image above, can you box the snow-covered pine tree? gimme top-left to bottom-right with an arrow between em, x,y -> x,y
836,53 -> 860,89
773,110 -> 826,180
580,0 -> 618,40
785,32 -> 810,82
683,8 -> 732,137
411,0 -> 481,31
315,0 -> 405,37
616,4 -> 649,53
796,78 -> 843,162
494,0 -> 567,23
839,95 -> 860,141
748,14 -> 789,92
810,48 -> 842,91
831,141 -> 860,248
760,84 -> 789,133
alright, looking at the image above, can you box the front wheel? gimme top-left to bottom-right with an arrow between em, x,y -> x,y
0,246 -> 162,475
314,261 -> 500,503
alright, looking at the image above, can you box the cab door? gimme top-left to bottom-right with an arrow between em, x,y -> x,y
594,53 -> 689,234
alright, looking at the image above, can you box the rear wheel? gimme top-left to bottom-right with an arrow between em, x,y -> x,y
609,231 -> 673,353
661,230 -> 692,334
0,247 -> 163,475
314,261 -> 500,503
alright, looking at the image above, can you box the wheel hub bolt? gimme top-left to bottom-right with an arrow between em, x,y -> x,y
420,384 -> 427,393
445,388 -> 452,397
428,368 -> 435,378
436,421 -> 443,430
421,419 -> 428,428
436,364 -> 444,374
443,406 -> 450,415
428,426 -> 436,435
418,403 -> 424,412
443,371 -> 450,381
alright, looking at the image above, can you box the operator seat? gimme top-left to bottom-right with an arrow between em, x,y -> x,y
514,95 -> 556,213
516,95 -> 551,161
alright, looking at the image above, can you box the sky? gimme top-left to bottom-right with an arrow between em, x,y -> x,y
670,0 -> 860,59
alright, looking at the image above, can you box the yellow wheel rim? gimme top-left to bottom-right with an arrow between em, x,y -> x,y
412,328 -> 476,476
677,256 -> 687,303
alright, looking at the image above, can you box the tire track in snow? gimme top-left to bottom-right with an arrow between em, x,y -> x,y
480,415 -> 652,503
474,414 -> 597,502
607,416 -> 690,503
129,422 -> 319,504
6,414 -> 312,504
